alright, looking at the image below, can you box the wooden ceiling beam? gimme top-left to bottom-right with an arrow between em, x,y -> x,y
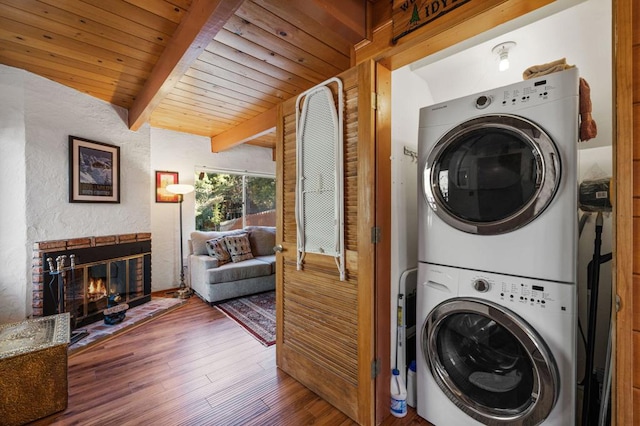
128,0 -> 243,131
210,106 -> 277,153
287,0 -> 366,45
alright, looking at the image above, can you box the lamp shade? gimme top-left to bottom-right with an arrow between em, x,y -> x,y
165,184 -> 194,195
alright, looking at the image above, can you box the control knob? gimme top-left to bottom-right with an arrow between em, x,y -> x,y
473,279 -> 490,293
475,95 -> 491,109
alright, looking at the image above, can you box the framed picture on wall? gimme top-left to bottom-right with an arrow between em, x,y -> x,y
69,136 -> 120,203
155,171 -> 180,203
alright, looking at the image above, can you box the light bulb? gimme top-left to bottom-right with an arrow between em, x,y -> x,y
492,41 -> 516,72
499,53 -> 509,71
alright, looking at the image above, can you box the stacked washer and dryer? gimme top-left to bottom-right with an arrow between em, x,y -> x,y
416,68 -> 579,425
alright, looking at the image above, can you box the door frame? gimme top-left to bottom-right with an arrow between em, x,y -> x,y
366,0 -> 630,424
374,61 -> 392,425
612,0 -> 634,424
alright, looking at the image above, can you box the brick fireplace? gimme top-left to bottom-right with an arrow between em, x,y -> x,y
32,233 -> 151,327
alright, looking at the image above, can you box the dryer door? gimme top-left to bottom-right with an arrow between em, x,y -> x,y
422,298 -> 559,426
423,114 -> 560,235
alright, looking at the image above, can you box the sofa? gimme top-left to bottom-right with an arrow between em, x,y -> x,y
188,226 -> 276,304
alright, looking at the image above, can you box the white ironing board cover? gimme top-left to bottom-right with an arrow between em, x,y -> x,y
295,78 -> 345,280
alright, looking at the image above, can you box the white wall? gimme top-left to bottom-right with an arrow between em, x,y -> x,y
150,128 -> 275,291
411,0 -> 612,151
0,66 -> 27,322
0,65 -> 151,322
390,66 -> 433,371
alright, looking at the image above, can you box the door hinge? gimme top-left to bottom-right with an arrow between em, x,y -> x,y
616,294 -> 621,312
371,92 -> 377,110
371,358 -> 381,379
371,226 -> 381,244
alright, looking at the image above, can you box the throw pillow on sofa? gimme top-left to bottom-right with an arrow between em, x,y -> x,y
245,226 -> 276,256
205,237 -> 232,265
224,233 -> 254,263
190,230 -> 244,255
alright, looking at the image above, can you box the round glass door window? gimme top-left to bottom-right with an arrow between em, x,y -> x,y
423,114 -> 560,235
423,298 -> 559,425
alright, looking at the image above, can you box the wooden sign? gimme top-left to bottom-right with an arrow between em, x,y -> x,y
392,0 -> 472,43
104,303 -> 129,315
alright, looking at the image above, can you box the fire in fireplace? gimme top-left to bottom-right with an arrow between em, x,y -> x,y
88,277 -> 107,300
34,236 -> 151,328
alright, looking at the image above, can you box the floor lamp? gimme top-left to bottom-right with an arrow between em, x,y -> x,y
166,183 -> 194,298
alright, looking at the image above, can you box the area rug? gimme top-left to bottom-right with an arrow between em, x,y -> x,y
215,291 -> 276,346
68,297 -> 187,355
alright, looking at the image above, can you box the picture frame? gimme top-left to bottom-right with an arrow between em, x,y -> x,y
69,136 -> 120,203
155,171 -> 180,203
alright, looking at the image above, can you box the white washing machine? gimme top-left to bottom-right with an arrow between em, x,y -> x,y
417,263 -> 576,425
417,68 -> 579,283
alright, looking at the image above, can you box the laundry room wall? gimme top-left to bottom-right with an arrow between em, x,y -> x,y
410,0 -> 611,151
390,66 -> 433,374
395,0 -> 612,379
577,146 -> 613,377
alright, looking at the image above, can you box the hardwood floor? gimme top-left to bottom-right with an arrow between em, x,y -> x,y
33,295 -> 431,426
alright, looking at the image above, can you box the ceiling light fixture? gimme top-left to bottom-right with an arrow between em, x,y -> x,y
492,41 -> 516,72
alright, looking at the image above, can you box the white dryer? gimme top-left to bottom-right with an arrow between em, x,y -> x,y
417,68 -> 579,283
417,263 -> 576,426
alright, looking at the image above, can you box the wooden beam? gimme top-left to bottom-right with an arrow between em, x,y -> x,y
128,0 -> 243,131
289,0 -> 366,45
210,107 -> 277,152
354,0 -> 553,71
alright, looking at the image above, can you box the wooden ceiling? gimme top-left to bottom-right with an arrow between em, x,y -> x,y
0,0 -> 369,151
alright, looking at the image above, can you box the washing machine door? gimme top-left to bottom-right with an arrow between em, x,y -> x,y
423,114 -> 560,235
422,298 -> 559,426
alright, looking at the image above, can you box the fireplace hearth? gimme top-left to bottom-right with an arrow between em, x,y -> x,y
32,234 -> 151,328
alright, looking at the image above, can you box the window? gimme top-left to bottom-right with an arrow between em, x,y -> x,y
195,171 -> 275,231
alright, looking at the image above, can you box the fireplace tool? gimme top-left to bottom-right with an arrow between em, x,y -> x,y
47,254 -> 89,345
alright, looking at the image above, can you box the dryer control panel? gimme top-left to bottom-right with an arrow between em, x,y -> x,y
497,80 -> 552,107
418,67 -> 579,129
495,69 -> 578,108
457,268 -> 576,315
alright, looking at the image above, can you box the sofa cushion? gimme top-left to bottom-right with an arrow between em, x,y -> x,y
224,233 -> 254,263
205,238 -> 231,265
254,255 -> 276,274
197,275 -> 275,304
246,226 -> 276,256
206,258 -> 272,284
190,230 -> 243,255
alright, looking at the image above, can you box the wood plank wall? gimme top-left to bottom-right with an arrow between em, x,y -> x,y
277,66 -> 374,423
633,0 -> 640,415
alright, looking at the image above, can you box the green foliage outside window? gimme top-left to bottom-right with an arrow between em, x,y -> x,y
246,176 -> 276,214
195,172 -> 275,231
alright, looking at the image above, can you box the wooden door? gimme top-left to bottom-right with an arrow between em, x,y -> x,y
274,60 -> 380,424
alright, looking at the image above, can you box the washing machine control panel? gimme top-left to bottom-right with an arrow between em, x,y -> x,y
497,76 -> 563,108
460,270 -> 575,315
